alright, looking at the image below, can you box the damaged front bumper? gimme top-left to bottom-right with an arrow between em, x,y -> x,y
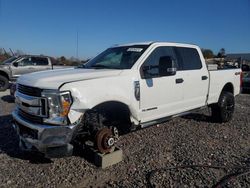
12,110 -> 79,158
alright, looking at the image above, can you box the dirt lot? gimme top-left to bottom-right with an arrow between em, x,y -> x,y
0,90 -> 249,188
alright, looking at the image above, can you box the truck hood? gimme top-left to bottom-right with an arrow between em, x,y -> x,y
0,64 -> 9,69
18,68 -> 123,89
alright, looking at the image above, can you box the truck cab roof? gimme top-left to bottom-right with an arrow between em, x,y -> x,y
115,41 -> 199,49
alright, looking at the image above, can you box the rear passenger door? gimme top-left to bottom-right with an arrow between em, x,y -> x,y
174,47 -> 209,111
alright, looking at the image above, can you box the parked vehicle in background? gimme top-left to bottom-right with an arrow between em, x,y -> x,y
242,72 -> 250,92
12,42 -> 241,158
0,56 -> 19,65
0,55 -> 73,91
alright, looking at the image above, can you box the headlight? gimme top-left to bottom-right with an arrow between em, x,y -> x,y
42,90 -> 72,125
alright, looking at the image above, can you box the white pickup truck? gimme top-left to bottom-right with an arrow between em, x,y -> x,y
12,42 -> 241,157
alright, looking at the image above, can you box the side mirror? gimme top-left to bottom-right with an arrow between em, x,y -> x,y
13,62 -> 18,67
159,56 -> 176,76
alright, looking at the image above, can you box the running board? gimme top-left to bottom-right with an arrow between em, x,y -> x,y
140,106 -> 206,128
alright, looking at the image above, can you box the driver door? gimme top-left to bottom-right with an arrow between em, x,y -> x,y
139,46 -> 184,123
11,57 -> 35,78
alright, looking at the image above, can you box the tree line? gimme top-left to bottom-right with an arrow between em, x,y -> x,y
0,48 -> 86,66
201,48 -> 226,59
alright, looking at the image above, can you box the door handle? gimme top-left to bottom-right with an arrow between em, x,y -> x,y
176,78 -> 184,84
202,76 -> 208,80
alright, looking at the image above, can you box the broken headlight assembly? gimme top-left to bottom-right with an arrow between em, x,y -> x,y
42,90 -> 72,125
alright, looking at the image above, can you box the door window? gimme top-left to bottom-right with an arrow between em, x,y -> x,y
174,47 -> 202,70
32,57 -> 49,66
141,46 -> 177,78
18,58 -> 33,66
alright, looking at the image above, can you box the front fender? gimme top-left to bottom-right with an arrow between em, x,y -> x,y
0,68 -> 11,79
60,77 -> 139,124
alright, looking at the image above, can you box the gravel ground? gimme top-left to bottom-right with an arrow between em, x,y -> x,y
0,90 -> 249,188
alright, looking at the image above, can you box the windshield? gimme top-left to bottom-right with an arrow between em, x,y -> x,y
1,56 -> 18,64
84,45 -> 149,69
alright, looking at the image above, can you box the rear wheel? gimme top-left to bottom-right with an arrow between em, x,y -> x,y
211,92 -> 235,123
0,75 -> 9,92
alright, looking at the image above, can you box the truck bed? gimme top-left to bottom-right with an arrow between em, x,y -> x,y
207,68 -> 241,105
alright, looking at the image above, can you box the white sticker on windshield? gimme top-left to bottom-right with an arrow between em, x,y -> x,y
127,48 -> 143,52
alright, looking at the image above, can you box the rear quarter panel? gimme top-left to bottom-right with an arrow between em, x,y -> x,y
208,69 -> 241,104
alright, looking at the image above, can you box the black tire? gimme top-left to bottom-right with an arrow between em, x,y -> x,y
0,75 -> 9,92
211,92 -> 235,123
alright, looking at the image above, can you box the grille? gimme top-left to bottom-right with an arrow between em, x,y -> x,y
18,109 -> 43,124
18,84 -> 42,97
15,120 -> 38,140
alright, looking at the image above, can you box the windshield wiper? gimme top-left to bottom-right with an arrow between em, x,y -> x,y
90,64 -> 111,69
90,64 -> 122,69
76,64 -> 86,68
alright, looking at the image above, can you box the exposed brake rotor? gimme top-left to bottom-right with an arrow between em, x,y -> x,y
95,127 -> 116,154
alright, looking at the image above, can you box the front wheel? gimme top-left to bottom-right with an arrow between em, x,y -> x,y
0,75 -> 9,92
211,92 -> 235,123
71,110 -> 119,154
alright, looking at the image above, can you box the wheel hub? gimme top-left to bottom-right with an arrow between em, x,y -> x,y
95,128 -> 116,154
107,137 -> 115,147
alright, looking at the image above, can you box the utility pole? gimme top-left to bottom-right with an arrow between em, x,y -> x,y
0,0 -> 2,20
76,29 -> 79,59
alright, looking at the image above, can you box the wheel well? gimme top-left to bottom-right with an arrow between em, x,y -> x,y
0,71 -> 9,80
92,101 -> 131,134
221,83 -> 234,95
